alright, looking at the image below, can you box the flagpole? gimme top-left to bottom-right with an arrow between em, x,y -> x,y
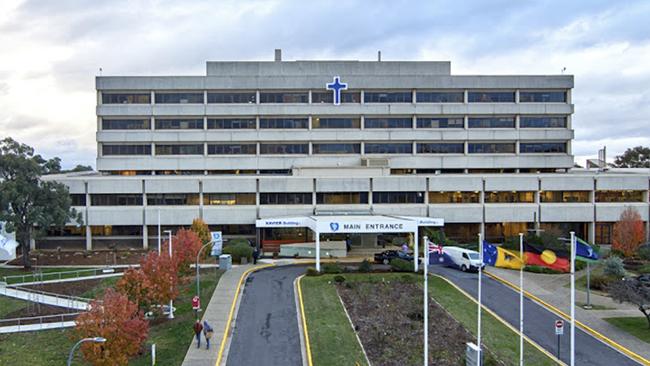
423,235 -> 428,366
477,233 -> 482,366
519,233 -> 524,366
570,231 -> 576,366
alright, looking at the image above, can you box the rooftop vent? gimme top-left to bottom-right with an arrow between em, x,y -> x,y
275,49 -> 282,61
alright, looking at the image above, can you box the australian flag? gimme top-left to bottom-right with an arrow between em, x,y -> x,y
427,241 -> 449,265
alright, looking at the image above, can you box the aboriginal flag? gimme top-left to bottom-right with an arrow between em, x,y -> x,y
523,242 -> 570,272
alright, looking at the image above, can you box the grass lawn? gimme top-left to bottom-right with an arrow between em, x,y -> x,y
0,267 -> 94,284
604,317 -> 650,344
0,297 -> 31,318
0,268 -> 223,366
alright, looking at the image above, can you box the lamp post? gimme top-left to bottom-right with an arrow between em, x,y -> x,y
164,229 -> 174,319
67,337 -> 106,366
196,241 -> 214,301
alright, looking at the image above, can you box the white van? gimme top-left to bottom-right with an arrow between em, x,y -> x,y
442,246 -> 484,272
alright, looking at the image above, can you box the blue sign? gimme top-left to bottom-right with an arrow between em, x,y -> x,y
326,76 -> 348,105
329,222 -> 340,232
210,231 -> 223,256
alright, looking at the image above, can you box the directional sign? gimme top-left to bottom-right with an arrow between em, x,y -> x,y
210,231 -> 223,256
555,320 -> 564,335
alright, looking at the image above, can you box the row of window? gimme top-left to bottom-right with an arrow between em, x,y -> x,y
101,90 -> 567,105
101,142 -> 567,156
101,116 -> 568,130
70,190 -> 647,206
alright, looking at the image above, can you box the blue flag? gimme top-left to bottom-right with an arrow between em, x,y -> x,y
575,237 -> 599,262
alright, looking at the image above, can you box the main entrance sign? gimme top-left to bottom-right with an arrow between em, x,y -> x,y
325,76 -> 348,105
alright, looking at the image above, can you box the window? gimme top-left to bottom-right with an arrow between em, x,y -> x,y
155,144 -> 204,155
520,116 -> 567,128
364,118 -> 412,129
207,118 -> 256,129
468,143 -> 515,154
260,143 -> 308,154
540,191 -> 590,203
312,143 -> 360,154
373,191 -> 424,204
485,191 -> 535,203
364,91 -> 412,103
485,222 -> 532,243
155,118 -> 203,130
468,117 -> 515,128
204,193 -> 256,205
520,142 -> 566,153
154,92 -> 204,104
147,193 -> 200,205
416,117 -> 464,128
91,194 -> 143,206
312,117 -> 360,129
429,191 -> 480,203
259,118 -> 308,129
102,144 -> 151,156
102,93 -> 150,104
312,91 -> 360,103
70,194 -> 86,206
90,225 -> 142,236
207,92 -> 256,104
207,144 -> 256,155
259,92 -> 308,103
468,91 -> 515,103
316,192 -> 369,204
416,143 -> 464,154
595,222 -> 613,244
259,193 -> 312,205
364,143 -> 412,154
416,91 -> 464,103
520,91 -> 566,103
595,190 -> 644,202
102,119 -> 150,130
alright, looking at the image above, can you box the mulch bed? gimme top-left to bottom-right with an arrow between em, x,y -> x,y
21,279 -> 103,297
337,276 -> 473,366
10,250 -> 148,266
2,303 -> 76,322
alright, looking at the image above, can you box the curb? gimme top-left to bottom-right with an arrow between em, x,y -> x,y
296,275 -> 314,366
484,270 -> 650,366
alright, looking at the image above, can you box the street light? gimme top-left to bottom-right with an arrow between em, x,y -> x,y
164,229 -> 174,319
67,337 -> 106,366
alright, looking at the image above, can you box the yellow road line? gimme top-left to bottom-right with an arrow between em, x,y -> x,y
431,274 -> 566,365
484,270 -> 650,366
215,264 -> 275,366
296,275 -> 314,366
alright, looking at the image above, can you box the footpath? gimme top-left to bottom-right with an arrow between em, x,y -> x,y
486,267 -> 650,361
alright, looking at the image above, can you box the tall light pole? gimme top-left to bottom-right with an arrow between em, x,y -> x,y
164,229 -> 174,319
196,241 -> 214,300
67,337 -> 106,366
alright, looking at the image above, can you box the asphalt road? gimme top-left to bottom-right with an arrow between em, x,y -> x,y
429,265 -> 640,366
226,265 -> 305,366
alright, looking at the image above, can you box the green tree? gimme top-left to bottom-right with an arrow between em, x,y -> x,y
614,146 -> 650,168
0,138 -> 81,268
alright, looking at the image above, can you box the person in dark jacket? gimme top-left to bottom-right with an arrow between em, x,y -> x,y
193,319 -> 203,348
345,235 -> 351,252
203,320 -> 214,349
253,246 -> 259,264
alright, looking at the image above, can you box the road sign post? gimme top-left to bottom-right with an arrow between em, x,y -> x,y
555,319 -> 564,359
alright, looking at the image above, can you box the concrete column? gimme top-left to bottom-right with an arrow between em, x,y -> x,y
360,90 -> 365,104
412,141 -> 417,156
308,115 -> 312,130
308,90 -> 312,104
360,115 -> 365,130
199,180 -> 204,220
150,91 -> 155,105
515,89 -> 520,104
463,90 -> 468,104
412,89 -> 416,104
204,90 -> 208,106
480,178 -> 486,239
203,116 -> 208,130
150,116 -> 155,131
412,115 -> 417,129
256,90 -> 260,104
535,178 -> 541,234
591,177 -> 597,243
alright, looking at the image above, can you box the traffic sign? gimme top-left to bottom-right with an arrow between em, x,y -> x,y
555,320 -> 564,335
192,295 -> 201,310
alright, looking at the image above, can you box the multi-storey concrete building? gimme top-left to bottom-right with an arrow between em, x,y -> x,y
40,52 -> 650,251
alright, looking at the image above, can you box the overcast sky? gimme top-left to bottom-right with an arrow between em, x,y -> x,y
1,0 -> 649,169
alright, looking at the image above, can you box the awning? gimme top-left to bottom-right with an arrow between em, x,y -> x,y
255,215 -> 443,234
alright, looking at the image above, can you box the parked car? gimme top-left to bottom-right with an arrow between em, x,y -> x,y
374,250 -> 413,265
440,246 -> 484,272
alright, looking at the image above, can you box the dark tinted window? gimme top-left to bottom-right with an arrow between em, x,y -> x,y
312,91 -> 360,103
259,193 -> 312,205
416,143 -> 464,154
312,143 -> 360,154
207,92 -> 256,104
259,118 -> 308,129
147,193 -> 200,205
316,192 -> 368,204
364,143 -> 412,154
520,91 -> 566,103
260,144 -> 308,154
155,118 -> 203,129
70,194 -> 86,206
416,92 -> 464,103
91,194 -> 142,206
207,118 -> 256,129
372,191 -> 424,204
364,118 -> 412,129
364,91 -> 412,103
207,144 -> 257,155
520,143 -> 567,153
520,116 -> 567,128
468,143 -> 516,154
102,93 -> 150,104
416,117 -> 464,128
155,144 -> 204,155
102,119 -> 150,130
154,92 -> 204,104
468,117 -> 515,128
259,92 -> 308,103
312,118 -> 360,129
102,144 -> 151,156
468,91 -> 515,103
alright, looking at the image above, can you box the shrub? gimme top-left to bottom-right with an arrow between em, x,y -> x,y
322,262 -> 343,274
638,246 -> 650,261
305,267 -> 320,276
390,258 -> 414,272
575,260 -> 587,271
603,256 -> 626,278
222,241 -> 253,264
358,259 -> 372,273
524,265 -> 562,274
589,274 -> 616,291
333,275 -> 346,283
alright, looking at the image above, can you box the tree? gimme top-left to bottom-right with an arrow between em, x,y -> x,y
140,251 -> 179,308
171,228 -> 203,276
115,267 -> 153,310
190,218 -> 211,258
0,138 -> 81,268
74,289 -> 149,366
64,164 -> 94,173
612,207 -> 645,257
608,277 -> 650,328
614,146 -> 650,168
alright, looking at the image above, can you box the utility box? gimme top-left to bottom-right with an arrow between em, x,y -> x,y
219,254 -> 232,270
466,342 -> 482,366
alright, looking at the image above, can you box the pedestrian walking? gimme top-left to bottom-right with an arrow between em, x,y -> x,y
193,319 -> 203,348
203,320 -> 214,349
253,246 -> 259,264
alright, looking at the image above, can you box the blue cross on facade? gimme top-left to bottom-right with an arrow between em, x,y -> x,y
326,76 -> 348,105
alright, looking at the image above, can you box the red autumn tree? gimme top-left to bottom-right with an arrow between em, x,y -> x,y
612,207 -> 646,257
140,250 -> 179,307
74,289 -> 148,366
116,267 -> 153,310
169,228 -> 203,276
